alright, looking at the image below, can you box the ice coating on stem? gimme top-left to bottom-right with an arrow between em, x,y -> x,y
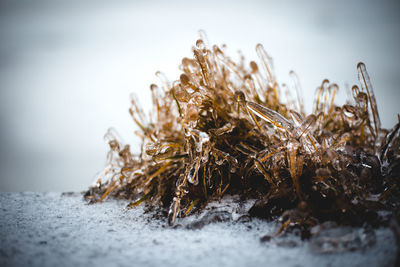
289,70 -> 305,116
357,62 -> 381,136
247,101 -> 295,135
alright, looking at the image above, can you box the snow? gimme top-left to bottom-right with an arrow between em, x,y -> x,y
0,192 -> 397,267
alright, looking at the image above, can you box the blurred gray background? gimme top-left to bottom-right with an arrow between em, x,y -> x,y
0,0 -> 399,192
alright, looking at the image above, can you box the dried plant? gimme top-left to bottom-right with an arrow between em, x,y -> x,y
85,33 -> 400,230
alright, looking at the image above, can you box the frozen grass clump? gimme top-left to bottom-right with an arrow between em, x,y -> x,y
85,33 -> 400,232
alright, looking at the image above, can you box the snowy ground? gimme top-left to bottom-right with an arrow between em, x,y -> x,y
0,193 -> 397,267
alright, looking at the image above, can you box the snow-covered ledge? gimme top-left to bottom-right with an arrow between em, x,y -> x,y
0,192 -> 397,267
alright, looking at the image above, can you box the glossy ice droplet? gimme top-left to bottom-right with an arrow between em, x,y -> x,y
196,39 -> 205,50
196,131 -> 209,153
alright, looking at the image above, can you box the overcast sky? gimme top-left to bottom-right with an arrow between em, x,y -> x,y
0,0 -> 399,191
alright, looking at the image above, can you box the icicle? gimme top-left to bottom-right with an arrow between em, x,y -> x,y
289,70 -> 305,116
357,62 -> 381,136
256,43 -> 275,86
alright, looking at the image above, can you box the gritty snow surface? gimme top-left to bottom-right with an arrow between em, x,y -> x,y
0,192 -> 398,267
